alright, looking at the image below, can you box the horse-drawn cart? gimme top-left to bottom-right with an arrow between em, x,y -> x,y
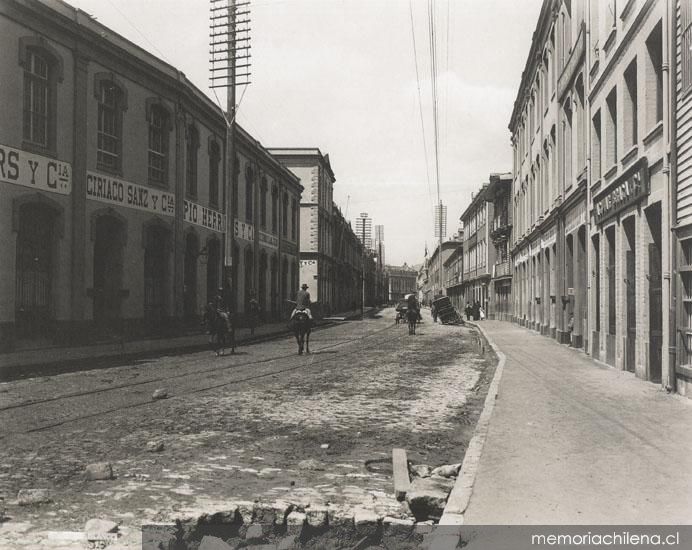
432,296 -> 464,325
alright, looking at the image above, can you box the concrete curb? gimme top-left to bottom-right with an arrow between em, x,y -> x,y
438,321 -> 506,527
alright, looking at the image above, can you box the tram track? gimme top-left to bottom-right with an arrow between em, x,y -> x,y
0,321 -> 405,438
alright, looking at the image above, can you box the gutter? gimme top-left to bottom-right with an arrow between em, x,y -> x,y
668,0 -> 678,392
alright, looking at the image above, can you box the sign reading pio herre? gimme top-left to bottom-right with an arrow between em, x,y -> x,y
593,157 -> 649,225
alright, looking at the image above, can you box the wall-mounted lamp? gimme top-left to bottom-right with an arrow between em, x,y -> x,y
197,246 -> 209,265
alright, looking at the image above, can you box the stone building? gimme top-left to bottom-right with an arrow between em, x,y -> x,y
0,0 -> 302,351
442,240 -> 464,312
486,172 -> 513,320
386,263 -> 418,303
331,204 -> 362,312
267,148 -> 335,314
461,184 -> 494,312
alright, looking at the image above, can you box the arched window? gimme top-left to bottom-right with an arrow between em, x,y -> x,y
260,177 -> 268,229
147,100 -> 172,186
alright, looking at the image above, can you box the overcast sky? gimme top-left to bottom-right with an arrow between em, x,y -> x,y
67,0 -> 542,266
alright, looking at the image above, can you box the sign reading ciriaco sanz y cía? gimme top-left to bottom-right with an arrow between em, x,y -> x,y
593,157 -> 649,225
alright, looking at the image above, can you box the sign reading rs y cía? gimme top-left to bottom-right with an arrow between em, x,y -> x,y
0,143 -> 71,194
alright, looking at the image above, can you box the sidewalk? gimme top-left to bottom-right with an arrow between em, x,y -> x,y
0,308 -> 373,378
458,321 -> 692,524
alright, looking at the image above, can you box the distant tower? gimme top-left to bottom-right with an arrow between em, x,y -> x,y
375,224 -> 385,265
355,213 -> 373,249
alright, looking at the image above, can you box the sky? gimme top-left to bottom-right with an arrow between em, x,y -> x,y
67,0 -> 542,266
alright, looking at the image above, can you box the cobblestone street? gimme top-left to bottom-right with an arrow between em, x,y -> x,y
0,309 -> 494,548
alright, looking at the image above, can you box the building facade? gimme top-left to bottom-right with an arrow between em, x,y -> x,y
268,149 -> 336,315
486,173 -> 513,321
674,0 -> 692,396
461,185 -> 494,312
386,263 -> 418,303
331,204 -> 363,312
0,0 -> 302,351
443,239 -> 464,312
507,0 -> 674,391
427,241 -> 459,300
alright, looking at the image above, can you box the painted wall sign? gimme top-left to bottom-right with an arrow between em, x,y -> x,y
593,158 -> 649,224
259,230 -> 278,248
0,143 -> 71,194
234,220 -> 254,241
184,200 -> 226,233
86,171 -> 174,216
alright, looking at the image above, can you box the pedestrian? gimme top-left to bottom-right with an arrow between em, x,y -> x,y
472,301 -> 480,321
479,305 -> 485,321
431,302 -> 438,323
464,302 -> 472,321
248,290 -> 260,335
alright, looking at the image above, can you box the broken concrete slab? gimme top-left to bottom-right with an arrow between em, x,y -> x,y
198,535 -> 233,550
392,448 -> 410,501
17,489 -> 52,506
406,477 -> 454,521
430,463 -> 461,479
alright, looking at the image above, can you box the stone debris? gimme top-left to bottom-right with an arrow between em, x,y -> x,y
306,506 -> 328,527
276,535 -> 297,550
406,477 -> 455,521
354,509 -> 379,536
85,462 -> 113,481
410,464 -> 432,478
84,518 -> 119,539
17,489 -> 51,506
198,535 -> 233,550
146,440 -> 164,453
320,443 -> 330,449
152,388 -> 168,400
430,463 -> 461,478
286,511 -> 306,526
245,523 -> 264,540
297,459 -> 324,471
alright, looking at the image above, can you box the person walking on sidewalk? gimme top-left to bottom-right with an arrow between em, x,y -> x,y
214,287 -> 232,332
248,290 -> 260,335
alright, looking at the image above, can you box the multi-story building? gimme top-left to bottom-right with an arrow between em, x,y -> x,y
461,184 -> 494,311
587,0 -> 669,382
486,172 -> 513,321
511,0 -> 589,348
443,236 -> 464,312
331,204 -> 362,312
427,240 -> 459,300
0,0 -> 302,351
268,148 -> 336,314
674,0 -> 692,396
386,263 -> 418,303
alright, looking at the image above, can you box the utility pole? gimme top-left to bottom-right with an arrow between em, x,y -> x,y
435,201 -> 446,298
209,0 -> 251,309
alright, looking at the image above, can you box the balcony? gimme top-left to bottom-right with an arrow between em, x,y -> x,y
490,214 -> 512,242
493,260 -> 511,279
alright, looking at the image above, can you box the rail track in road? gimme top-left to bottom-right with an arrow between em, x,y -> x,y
0,321 -> 407,439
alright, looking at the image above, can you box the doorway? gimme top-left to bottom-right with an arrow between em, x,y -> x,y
93,215 -> 125,330
623,217 -> 636,372
646,204 -> 663,382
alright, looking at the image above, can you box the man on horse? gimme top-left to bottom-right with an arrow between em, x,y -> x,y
290,283 -> 312,322
407,293 -> 422,322
214,287 -> 232,331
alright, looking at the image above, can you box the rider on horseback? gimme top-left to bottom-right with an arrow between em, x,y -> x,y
407,293 -> 422,321
214,287 -> 232,331
290,283 -> 312,322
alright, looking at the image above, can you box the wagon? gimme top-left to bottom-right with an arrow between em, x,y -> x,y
432,296 -> 464,325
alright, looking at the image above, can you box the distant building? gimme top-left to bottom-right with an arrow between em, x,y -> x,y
386,263 -> 418,303
461,184 -> 493,311
486,172 -> 513,320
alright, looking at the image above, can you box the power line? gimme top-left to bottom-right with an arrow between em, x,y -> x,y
408,0 -> 435,223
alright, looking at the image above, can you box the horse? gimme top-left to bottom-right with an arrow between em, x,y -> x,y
292,309 -> 311,355
202,304 -> 235,356
407,307 -> 419,335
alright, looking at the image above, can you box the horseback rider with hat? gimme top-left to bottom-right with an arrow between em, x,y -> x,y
291,283 -> 313,321
214,286 -> 231,331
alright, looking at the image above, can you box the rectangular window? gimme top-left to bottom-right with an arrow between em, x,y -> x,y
271,189 -> 278,233
624,58 -> 638,149
683,1 -> 692,94
645,22 -> 663,128
291,199 -> 297,240
593,234 -> 601,332
23,51 -> 49,147
592,110 -> 602,179
97,82 -> 121,172
148,106 -> 168,185
282,195 -> 288,237
606,87 -> 617,168
260,183 -> 267,229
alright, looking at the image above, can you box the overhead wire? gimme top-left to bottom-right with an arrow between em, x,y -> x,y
408,0 -> 435,224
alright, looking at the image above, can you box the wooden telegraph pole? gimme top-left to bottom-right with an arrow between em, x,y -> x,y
209,0 -> 251,309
